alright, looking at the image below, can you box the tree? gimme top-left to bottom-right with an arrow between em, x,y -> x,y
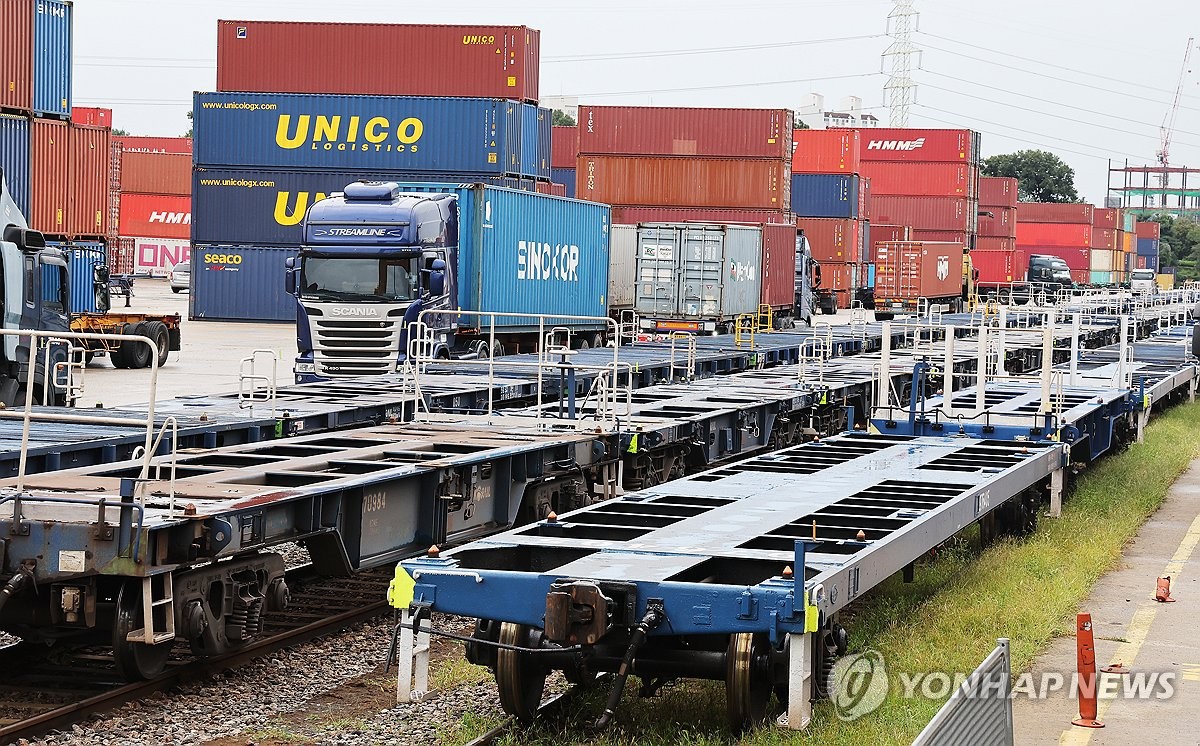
794,119 -> 811,130
183,110 -> 193,139
112,128 -> 130,137
1147,214 -> 1200,278
552,109 -> 575,127
982,150 -> 1079,203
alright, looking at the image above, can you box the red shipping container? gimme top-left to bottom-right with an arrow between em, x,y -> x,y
1016,202 -> 1093,224
871,195 -> 972,232
1070,269 -> 1089,285
610,206 -> 791,224
979,177 -> 1018,208
578,106 -> 792,159
1016,222 -> 1091,247
971,250 -> 1021,284
1092,208 -> 1120,230
792,129 -> 860,174
978,206 -> 1015,237
549,183 -> 566,197
118,193 -> 191,240
859,176 -> 871,221
551,125 -> 578,169
1136,221 -> 1161,239
858,128 -> 976,163
535,181 -> 551,195
1021,246 -> 1091,272
71,107 -> 112,128
114,136 -> 192,155
796,217 -> 862,263
761,223 -> 799,309
577,156 -> 789,209
976,236 -> 1016,252
911,229 -> 969,245
820,263 -> 855,292
1,0 -> 33,112
1090,227 -> 1118,250
870,224 -> 911,243
67,123 -> 111,238
31,118 -> 68,234
874,241 -> 963,300
217,21 -> 540,102
858,162 -> 972,197
120,152 -> 191,196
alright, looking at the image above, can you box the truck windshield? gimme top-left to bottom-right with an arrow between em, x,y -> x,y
300,257 -> 421,302
1132,270 -> 1155,280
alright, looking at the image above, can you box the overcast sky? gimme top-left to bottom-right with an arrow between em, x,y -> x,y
76,0 -> 1199,203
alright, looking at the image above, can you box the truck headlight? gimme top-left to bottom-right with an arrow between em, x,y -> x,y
294,362 -> 316,374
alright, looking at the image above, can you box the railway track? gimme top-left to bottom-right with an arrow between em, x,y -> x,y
0,567 -> 392,745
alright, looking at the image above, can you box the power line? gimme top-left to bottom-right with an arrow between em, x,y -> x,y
575,72 -> 885,97
544,34 -> 884,62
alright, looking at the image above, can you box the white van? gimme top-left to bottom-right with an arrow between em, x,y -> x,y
1130,269 -> 1156,295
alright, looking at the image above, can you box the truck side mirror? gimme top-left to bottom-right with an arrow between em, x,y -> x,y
429,258 -> 446,297
285,257 -> 297,295
93,264 -> 111,313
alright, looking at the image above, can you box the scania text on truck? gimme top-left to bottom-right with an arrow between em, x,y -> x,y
290,182 -> 611,382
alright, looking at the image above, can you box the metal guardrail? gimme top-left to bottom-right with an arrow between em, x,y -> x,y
911,638 -> 1013,746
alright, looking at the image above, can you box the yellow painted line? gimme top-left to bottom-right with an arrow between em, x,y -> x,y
1059,514 -> 1200,746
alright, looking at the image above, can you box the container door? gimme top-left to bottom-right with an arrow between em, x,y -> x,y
635,226 -> 681,316
678,226 -> 724,318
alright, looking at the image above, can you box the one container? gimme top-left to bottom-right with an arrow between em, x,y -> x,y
33,0 -> 71,118
869,224 -> 911,243
975,236 -> 1016,252
216,21 -> 540,102
870,195 -> 973,232
1122,212 -> 1136,233
859,176 -> 872,221
109,236 -> 134,274
760,223 -> 799,310
1090,227 -> 1117,250
550,167 -> 575,198
120,152 -> 191,195
1016,222 -> 1091,247
789,174 -> 860,219
910,229 -> 969,245
31,116 -> 67,234
979,177 -> 1018,208
1089,249 -> 1116,272
634,223 -> 762,324
191,244 -> 298,322
577,155 -> 789,209
608,224 -> 637,311
857,162 -> 972,197
70,107 -> 110,127
1137,238 -> 1159,256
194,92 -> 550,179
873,241 -> 963,300
978,207 -> 1016,237
795,217 -> 862,263
192,168 -> 538,246
1022,246 -> 1090,272
0,114 -> 32,218
791,129 -> 860,174
1016,202 -> 1093,224
971,250 -> 1019,284
578,106 -> 793,159
859,128 -> 977,163
118,193 -> 191,240
66,121 -> 110,237
610,206 -> 791,224
1,0 -> 33,113
1092,208 -> 1120,230
820,262 -> 856,292
1136,221 -> 1161,239
1089,271 -> 1114,285
114,136 -> 192,154
132,237 -> 191,276
551,125 -> 578,169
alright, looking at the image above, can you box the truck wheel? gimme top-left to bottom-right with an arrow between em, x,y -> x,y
126,322 -> 153,369
110,323 -> 135,369
145,321 -> 170,368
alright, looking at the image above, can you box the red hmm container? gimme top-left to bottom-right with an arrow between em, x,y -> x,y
1136,221 -> 1161,239
859,128 -> 976,163
858,162 -> 973,197
1,0 -> 33,112
71,107 -> 112,127
31,118 -> 68,235
792,129 -> 860,174
118,193 -> 191,240
120,152 -> 191,196
551,125 -> 578,169
577,155 -> 789,209
114,136 -> 193,155
1090,227 -> 1118,250
610,206 -> 792,224
796,217 -> 862,263
1092,207 -> 1120,230
761,223 -> 799,309
979,177 -> 1018,208
67,123 -> 112,238
1016,222 -> 1091,247
874,241 -> 963,300
871,195 -> 973,232
971,249 -> 1022,284
217,20 -> 541,102
1021,246 -> 1091,272
1016,202 -> 1093,224
978,207 -> 1015,237
578,106 -> 792,159
976,236 -> 1016,252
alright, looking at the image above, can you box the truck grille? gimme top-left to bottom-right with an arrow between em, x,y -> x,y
312,319 -> 401,377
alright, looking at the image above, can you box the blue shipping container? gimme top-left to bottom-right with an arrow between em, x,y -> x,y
551,167 -> 576,198
867,262 -> 876,288
0,114 -> 31,219
1136,238 -> 1159,257
789,174 -> 860,219
1089,271 -> 1114,285
315,182 -> 611,327
44,241 -> 104,314
191,245 -> 298,323
192,168 -> 539,246
194,92 -> 549,178
34,0 -> 72,118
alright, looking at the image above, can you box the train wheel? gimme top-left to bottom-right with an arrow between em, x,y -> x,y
495,622 -> 547,722
111,582 -> 171,680
726,633 -> 772,733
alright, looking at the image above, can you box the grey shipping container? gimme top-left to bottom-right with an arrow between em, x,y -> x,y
608,224 -> 637,310
191,244 -> 297,322
634,223 -> 763,332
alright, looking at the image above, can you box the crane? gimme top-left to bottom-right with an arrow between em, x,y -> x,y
1158,36 -> 1195,172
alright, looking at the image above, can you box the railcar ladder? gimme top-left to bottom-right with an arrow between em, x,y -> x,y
128,572 -> 176,645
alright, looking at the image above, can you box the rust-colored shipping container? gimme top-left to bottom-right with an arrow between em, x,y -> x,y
1022,246 -> 1091,272
1070,269 -> 1089,285
975,236 -> 1016,252
911,229 -> 970,245
870,195 -> 973,232
859,176 -> 871,221
67,122 -> 111,238
792,129 -> 860,173
761,223 -> 798,309
979,177 -> 1018,208
610,206 -> 792,224
1090,227 -> 1118,250
114,136 -> 192,155
858,128 -> 976,163
118,193 -> 191,240
874,241 -> 963,300
971,249 -> 1023,284
549,182 -> 566,197
217,20 -> 540,102
578,106 -> 792,159
1016,202 -> 1093,224
31,117 -> 68,234
1,0 -> 33,112
870,224 -> 911,243
71,107 -> 112,128
120,151 -> 191,195
551,125 -> 578,169
577,155 -> 789,210
1136,221 -> 1161,239
796,217 -> 862,263
858,162 -> 972,197
1092,207 -> 1120,230
820,262 -> 856,292
1016,222 -> 1091,247
978,207 -> 1016,237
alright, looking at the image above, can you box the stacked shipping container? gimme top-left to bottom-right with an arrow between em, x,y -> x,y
1136,221 -> 1160,272
974,177 -> 1020,283
1015,202 -> 1094,285
113,138 -> 194,276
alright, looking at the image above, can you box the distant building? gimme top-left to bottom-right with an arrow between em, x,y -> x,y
795,93 -> 880,130
541,95 -> 579,122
